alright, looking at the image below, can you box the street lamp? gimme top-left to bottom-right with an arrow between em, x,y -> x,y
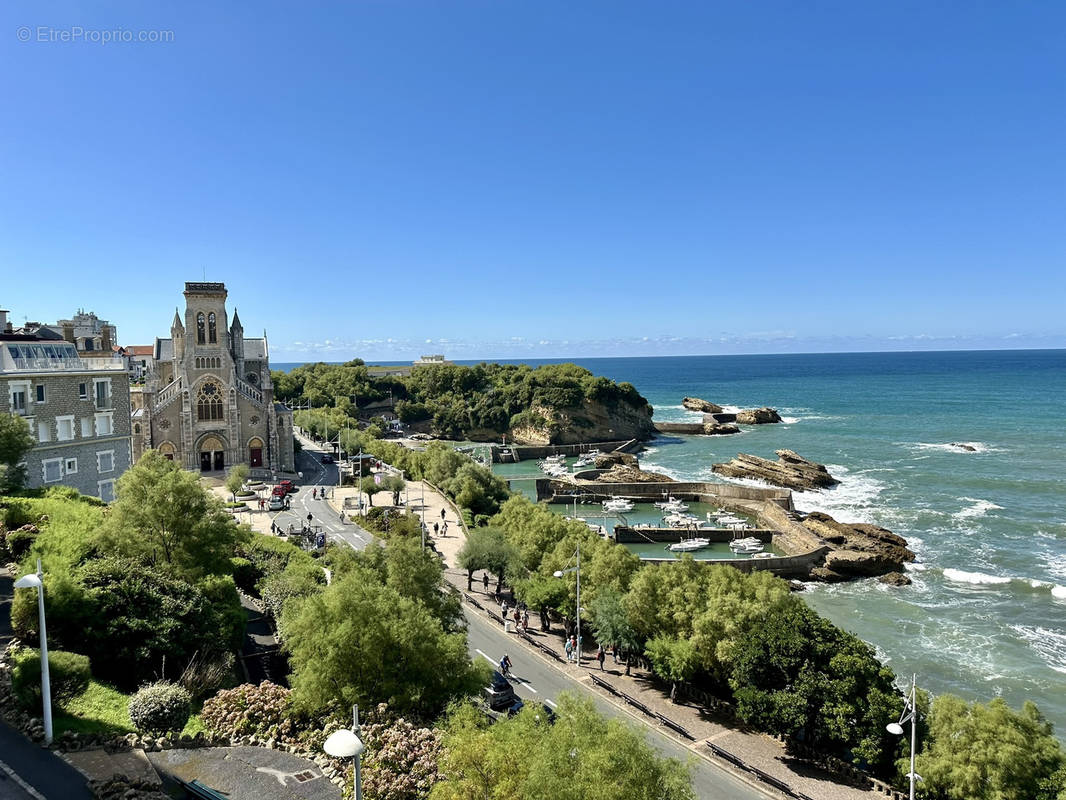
324,705 -> 366,800
553,543 -> 582,664
15,559 -> 52,745
887,673 -> 921,800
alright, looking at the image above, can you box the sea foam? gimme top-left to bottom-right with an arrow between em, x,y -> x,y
952,497 -> 1005,521
942,568 -> 1012,586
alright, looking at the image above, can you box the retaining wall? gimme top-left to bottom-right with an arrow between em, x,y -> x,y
640,546 -> 828,577
614,526 -> 774,544
491,439 -> 639,463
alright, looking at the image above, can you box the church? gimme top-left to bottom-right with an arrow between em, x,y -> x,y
136,282 -> 295,473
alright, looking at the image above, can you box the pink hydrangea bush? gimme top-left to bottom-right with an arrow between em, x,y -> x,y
200,681 -> 300,743
341,704 -> 442,800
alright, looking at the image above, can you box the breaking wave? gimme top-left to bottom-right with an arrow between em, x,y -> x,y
952,497 -> 1005,521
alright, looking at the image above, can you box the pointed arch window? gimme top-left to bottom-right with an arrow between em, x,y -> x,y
208,312 -> 217,344
196,313 -> 206,344
196,380 -> 224,421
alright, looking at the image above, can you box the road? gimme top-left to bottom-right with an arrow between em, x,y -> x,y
463,610 -> 770,800
267,446 -> 375,552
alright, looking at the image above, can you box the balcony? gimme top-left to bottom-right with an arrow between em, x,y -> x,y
5,356 -> 126,374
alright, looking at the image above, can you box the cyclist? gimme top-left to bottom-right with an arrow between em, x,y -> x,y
499,654 -> 512,676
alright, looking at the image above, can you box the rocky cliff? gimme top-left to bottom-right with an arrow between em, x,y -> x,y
508,400 -> 655,446
712,450 -> 839,491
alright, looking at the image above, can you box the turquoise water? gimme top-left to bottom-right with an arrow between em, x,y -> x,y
542,351 -> 1066,732
281,351 -> 1066,731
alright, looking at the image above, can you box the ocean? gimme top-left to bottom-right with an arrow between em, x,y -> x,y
277,350 -> 1066,731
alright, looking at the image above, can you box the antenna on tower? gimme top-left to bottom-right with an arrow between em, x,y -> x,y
202,265 -> 206,280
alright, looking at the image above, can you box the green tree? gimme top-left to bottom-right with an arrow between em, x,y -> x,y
0,413 -> 35,492
455,526 -> 523,595
361,475 -> 383,507
380,474 -> 406,506
431,694 -> 694,800
225,463 -> 250,502
354,538 -> 463,631
444,462 -> 509,517
283,571 -> 484,717
588,587 -> 642,675
645,636 -> 700,703
915,695 -> 1065,800
728,601 -> 901,770
102,450 -> 243,580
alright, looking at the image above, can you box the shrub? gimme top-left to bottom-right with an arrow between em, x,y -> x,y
11,648 -> 91,710
230,557 -> 259,593
201,682 -> 299,742
178,650 -> 236,700
6,524 -> 39,559
128,681 -> 191,733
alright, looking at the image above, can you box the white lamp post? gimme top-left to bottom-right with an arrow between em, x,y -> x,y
887,673 -> 921,800
553,543 -> 581,664
15,559 -> 52,745
324,705 -> 366,800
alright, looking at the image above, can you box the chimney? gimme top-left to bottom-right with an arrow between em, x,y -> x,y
0,309 -> 7,332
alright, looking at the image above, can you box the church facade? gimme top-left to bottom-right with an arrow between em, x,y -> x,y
136,282 -> 294,473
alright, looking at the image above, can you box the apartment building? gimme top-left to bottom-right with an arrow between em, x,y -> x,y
1,310 -> 132,500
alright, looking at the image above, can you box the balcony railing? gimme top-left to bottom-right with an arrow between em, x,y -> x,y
5,356 -> 126,373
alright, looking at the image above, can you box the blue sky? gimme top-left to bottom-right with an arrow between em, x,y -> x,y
3,1 -> 1063,361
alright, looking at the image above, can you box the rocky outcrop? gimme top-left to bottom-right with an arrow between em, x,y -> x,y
594,464 -> 674,483
682,397 -> 724,413
508,400 -> 655,446
654,421 -> 740,436
735,407 -> 782,424
879,572 -> 913,586
801,511 -> 916,579
593,451 -> 639,469
712,450 -> 839,491
950,442 -> 977,452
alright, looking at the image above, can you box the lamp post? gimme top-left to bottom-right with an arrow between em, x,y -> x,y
324,705 -> 366,800
15,559 -> 52,745
553,543 -> 581,664
887,673 -> 921,800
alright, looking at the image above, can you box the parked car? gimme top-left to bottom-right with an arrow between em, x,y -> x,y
268,496 -> 287,511
483,670 -> 518,712
277,479 -> 296,494
321,454 -> 334,464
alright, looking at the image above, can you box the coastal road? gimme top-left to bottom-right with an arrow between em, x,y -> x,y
268,445 -> 374,552
462,611 -> 772,800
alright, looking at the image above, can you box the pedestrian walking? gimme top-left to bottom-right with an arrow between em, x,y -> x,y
611,643 -> 618,664
442,521 -> 448,536
522,609 -> 530,632
570,635 -> 578,661
433,522 -> 439,535
312,488 -> 317,500
270,522 -> 276,535
502,599 -> 509,619
597,645 -> 606,670
513,607 -> 521,629
441,508 -> 446,521
564,638 -> 573,662
482,572 -> 489,589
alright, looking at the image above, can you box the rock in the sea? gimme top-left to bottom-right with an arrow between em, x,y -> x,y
949,442 -> 978,452
879,571 -> 913,586
594,464 -> 674,483
593,451 -> 639,469
711,449 -> 838,491
802,511 -> 916,576
735,407 -> 782,424
702,422 -> 740,435
683,397 -> 724,413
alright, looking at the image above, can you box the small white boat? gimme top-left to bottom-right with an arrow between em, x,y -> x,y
729,536 -> 765,553
751,551 -> 775,559
716,514 -> 747,526
668,537 -> 711,553
603,497 -> 635,513
654,496 -> 688,512
663,512 -> 701,527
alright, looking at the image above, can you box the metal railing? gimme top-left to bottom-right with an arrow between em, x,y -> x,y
235,376 -> 263,404
6,356 -> 125,373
